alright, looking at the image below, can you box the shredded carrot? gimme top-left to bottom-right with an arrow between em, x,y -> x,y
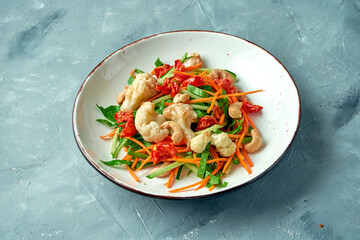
147,92 -> 164,102
235,149 -> 252,174
201,89 -> 216,96
244,111 -> 258,132
100,128 -> 118,139
126,165 -> 140,182
166,168 -> 177,188
206,158 -> 228,164
209,184 -> 216,191
199,70 -> 207,77
184,62 -> 202,71
168,179 -> 204,193
228,133 -> 243,139
185,90 -> 263,104
125,137 -> 152,156
173,70 -> 198,77
122,154 -> 132,161
135,149 -> 147,153
237,111 -> 249,146
219,113 -> 225,125
130,69 -> 136,79
135,156 -> 151,172
177,149 -> 193,153
222,155 -> 234,173
207,91 -> 220,113
124,146 -> 128,152
162,158 -> 200,163
131,157 -> 139,170
241,149 -> 254,167
164,102 -> 173,106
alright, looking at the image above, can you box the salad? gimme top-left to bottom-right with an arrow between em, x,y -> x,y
96,52 -> 264,193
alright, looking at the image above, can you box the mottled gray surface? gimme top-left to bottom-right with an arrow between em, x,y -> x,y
1,0 -> 359,239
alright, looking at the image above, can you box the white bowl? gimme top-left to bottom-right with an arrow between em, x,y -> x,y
73,31 -> 300,199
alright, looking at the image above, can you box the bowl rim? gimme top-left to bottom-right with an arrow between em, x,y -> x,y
72,30 -> 301,200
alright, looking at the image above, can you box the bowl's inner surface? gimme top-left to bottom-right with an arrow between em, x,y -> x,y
73,31 -> 300,198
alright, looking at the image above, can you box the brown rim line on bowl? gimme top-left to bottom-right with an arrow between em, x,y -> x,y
72,30 -> 301,200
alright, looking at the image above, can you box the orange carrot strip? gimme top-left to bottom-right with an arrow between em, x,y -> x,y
126,165 -> 140,182
206,158 -> 228,164
135,156 -> 151,172
162,158 -> 200,163
131,157 -> 140,170
235,149 -> 252,174
168,179 -> 204,193
173,70 -> 198,77
207,91 -> 220,113
185,90 -> 264,104
244,111 -> 258,132
209,185 -> 216,191
164,102 -> 173,106
177,149 -> 193,153
147,92 -> 164,102
219,113 -> 225,125
125,137 -> 152,156
202,89 -> 216,96
166,168 -> 176,188
184,62 -> 203,71
100,128 -> 118,139
241,149 -> 254,167
222,155 -> 234,173
130,69 -> 136,79
228,134 -> 243,139
135,149 -> 147,153
198,70 -> 207,77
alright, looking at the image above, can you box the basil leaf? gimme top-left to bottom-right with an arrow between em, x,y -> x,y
242,136 -> 252,144
209,174 -> 220,185
155,58 -> 164,67
96,104 -> 120,123
197,144 -> 210,178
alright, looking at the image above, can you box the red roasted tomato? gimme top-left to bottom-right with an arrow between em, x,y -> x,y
195,116 -> 218,130
151,142 -> 177,164
242,100 -> 263,113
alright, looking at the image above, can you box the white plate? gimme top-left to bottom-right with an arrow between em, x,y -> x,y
73,31 -> 300,199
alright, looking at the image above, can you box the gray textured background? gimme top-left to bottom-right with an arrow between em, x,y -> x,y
1,0 -> 359,239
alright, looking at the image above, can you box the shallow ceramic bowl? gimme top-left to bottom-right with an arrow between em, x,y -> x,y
73,31 -> 300,199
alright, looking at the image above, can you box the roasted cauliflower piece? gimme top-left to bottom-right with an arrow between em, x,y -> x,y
173,93 -> 190,103
120,73 -> 158,111
190,132 -> 212,153
211,133 -> 236,157
134,102 -> 169,143
163,103 -> 197,145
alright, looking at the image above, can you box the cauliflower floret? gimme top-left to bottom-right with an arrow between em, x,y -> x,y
163,103 -> 197,146
211,133 -> 236,157
120,73 -> 158,111
173,93 -> 190,103
190,132 -> 212,153
135,102 -> 169,143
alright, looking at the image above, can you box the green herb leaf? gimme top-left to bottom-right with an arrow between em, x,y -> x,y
96,119 -> 116,127
232,157 -> 240,165
155,58 -> 164,67
96,104 -> 120,123
187,84 -> 209,98
100,159 -> 132,167
242,136 -> 252,144
127,149 -> 149,159
197,144 -> 210,178
209,174 -> 220,185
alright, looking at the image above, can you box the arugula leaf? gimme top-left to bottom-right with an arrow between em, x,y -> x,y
194,109 -> 207,119
96,104 -> 120,123
155,58 -> 164,67
209,174 -> 220,185
200,85 -> 215,93
96,119 -> 116,127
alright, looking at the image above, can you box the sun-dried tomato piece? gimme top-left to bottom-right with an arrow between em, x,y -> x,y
120,120 -> 137,137
195,116 -> 218,130
152,64 -> 173,78
114,111 -> 134,124
173,72 -> 189,83
156,78 -> 180,97
174,60 -> 185,71
217,78 -> 236,94
242,100 -> 263,113
212,105 -> 223,121
181,76 -> 204,87
151,142 -> 177,163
